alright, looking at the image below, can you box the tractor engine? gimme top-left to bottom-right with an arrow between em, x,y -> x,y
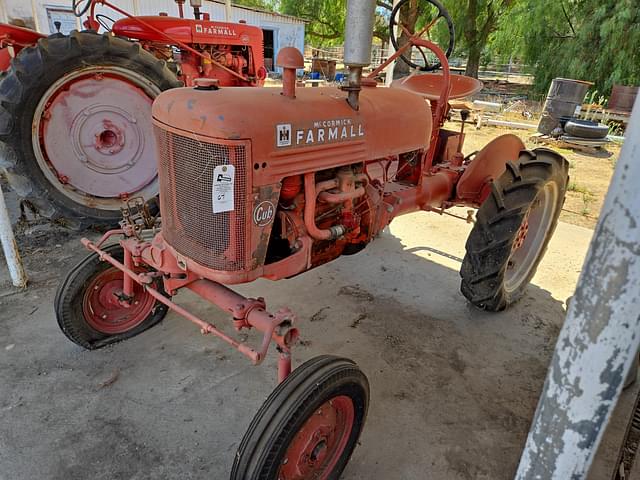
112,16 -> 265,87
151,55 -> 434,284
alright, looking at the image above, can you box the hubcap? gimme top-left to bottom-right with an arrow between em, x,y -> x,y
278,396 -> 355,480
504,182 -> 559,293
82,267 -> 156,335
33,66 -> 161,211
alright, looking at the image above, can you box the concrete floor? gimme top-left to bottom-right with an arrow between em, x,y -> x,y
0,208 -> 636,479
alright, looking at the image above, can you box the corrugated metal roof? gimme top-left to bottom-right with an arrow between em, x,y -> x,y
206,1 -> 307,24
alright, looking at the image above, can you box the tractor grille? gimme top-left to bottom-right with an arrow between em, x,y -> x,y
155,127 -> 248,272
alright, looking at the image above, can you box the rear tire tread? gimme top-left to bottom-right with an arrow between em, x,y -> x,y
460,148 -> 569,311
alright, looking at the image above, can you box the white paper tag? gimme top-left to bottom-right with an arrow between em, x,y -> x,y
212,164 -> 235,213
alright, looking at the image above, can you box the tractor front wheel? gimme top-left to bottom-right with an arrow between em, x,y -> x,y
0,31 -> 181,227
55,244 -> 169,349
460,148 -> 569,311
232,355 -> 369,480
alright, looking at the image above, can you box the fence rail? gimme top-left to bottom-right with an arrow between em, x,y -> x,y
305,44 -> 533,79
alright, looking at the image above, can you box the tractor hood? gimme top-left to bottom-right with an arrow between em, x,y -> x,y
152,85 -> 432,182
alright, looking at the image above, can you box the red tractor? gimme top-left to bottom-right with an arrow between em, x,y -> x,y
0,0 -> 265,227
55,0 -> 569,478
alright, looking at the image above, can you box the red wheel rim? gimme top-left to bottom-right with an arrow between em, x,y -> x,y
278,395 -> 355,480
512,212 -> 530,252
82,267 -> 156,335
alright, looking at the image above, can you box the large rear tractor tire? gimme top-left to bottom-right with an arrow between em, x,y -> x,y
460,148 -> 569,311
0,31 -> 181,228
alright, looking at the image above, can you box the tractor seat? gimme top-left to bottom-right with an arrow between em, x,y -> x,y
390,73 -> 483,101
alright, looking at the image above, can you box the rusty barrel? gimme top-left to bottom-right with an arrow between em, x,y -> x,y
538,78 -> 592,135
609,85 -> 639,113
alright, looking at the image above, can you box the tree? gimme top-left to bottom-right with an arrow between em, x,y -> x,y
491,0 -> 640,94
279,0 -> 390,47
233,0 -> 276,9
279,0 -> 347,46
442,0 -> 516,78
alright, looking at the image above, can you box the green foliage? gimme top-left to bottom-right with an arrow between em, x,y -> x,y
491,0 -> 640,94
233,0 -> 276,9
270,0 -> 639,95
279,0 -> 347,46
441,0 -> 516,77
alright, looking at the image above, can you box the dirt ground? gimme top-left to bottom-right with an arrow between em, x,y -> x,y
456,121 -> 619,229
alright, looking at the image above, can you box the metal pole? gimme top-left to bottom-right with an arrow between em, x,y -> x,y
30,0 -> 41,32
225,0 -> 232,22
515,96 -> 640,478
0,0 -> 8,24
0,182 -> 27,288
385,0 -> 401,86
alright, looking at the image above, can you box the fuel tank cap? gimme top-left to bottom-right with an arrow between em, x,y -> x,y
194,78 -> 220,91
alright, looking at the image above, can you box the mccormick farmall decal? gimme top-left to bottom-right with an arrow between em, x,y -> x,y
276,118 -> 365,148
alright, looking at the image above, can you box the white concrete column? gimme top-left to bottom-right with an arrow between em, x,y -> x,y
0,0 -> 8,24
515,96 -> 640,478
30,0 -> 41,32
225,0 -> 232,22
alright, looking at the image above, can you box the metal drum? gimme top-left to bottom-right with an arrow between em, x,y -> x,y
538,78 -> 592,135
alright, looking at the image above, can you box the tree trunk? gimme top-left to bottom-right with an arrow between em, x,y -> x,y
392,0 -> 418,79
465,44 -> 482,78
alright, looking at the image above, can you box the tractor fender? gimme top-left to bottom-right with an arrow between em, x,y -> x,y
0,23 -> 45,47
0,23 -> 46,70
455,133 -> 525,205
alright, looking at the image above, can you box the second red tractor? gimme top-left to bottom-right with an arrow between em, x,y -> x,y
0,0 -> 265,226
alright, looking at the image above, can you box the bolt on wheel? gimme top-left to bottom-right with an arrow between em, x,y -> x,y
82,266 -> 158,335
231,356 -> 369,480
504,182 -> 559,294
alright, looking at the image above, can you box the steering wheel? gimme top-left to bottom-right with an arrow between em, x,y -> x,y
389,0 -> 455,72
96,14 -> 115,32
72,0 -> 93,18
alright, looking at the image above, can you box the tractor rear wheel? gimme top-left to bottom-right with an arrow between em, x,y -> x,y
55,243 -> 169,349
460,148 -> 569,311
0,31 -> 181,228
232,356 -> 369,480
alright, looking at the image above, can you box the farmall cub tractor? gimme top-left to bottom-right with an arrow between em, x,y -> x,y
0,0 -> 265,226
56,0 -> 568,478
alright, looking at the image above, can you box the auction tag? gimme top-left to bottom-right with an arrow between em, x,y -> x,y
212,164 -> 235,213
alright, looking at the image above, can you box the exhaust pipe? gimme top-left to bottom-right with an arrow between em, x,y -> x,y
343,0 -> 376,110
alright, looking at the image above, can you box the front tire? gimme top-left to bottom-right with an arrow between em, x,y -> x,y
460,148 -> 569,311
55,244 -> 169,349
232,356 -> 369,480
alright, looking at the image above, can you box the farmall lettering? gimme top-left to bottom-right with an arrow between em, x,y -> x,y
195,23 -> 238,37
276,118 -> 365,149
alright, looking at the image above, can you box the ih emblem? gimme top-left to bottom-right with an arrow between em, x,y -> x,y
276,124 -> 292,147
253,201 -> 275,227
